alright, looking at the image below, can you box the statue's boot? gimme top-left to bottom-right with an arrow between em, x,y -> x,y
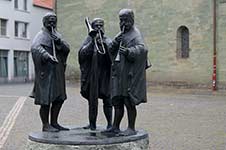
50,101 -> 69,131
42,124 -> 59,132
119,128 -> 136,136
40,105 -> 59,132
51,123 -> 69,131
83,123 -> 96,130
89,121 -> 96,130
106,124 -> 112,130
103,105 -> 113,129
83,124 -> 91,129
123,99 -> 137,136
89,104 -> 97,130
101,126 -> 120,136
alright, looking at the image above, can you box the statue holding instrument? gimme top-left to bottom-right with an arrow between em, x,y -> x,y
30,12 -> 70,132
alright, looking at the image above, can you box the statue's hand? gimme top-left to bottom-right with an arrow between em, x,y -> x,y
115,33 -> 123,43
51,33 -> 61,44
95,34 -> 101,44
49,55 -> 58,64
119,46 -> 128,56
89,30 -> 98,39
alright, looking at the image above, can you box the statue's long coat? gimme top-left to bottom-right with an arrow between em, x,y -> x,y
110,26 -> 148,105
31,27 -> 70,105
78,36 -> 112,101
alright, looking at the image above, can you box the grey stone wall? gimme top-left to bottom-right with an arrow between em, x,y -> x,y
57,0 -> 226,88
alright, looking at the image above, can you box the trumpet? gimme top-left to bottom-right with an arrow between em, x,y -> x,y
51,26 -> 58,62
115,26 -> 125,61
85,17 -> 106,54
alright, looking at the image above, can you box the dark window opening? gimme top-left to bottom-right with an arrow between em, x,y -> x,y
0,50 -> 8,77
14,51 -> 29,77
23,0 -> 27,11
14,0 -> 18,9
0,19 -> 7,36
177,26 -> 189,59
15,21 -> 28,38
15,22 -> 18,37
22,23 -> 28,38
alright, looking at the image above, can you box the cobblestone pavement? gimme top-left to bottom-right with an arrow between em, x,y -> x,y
0,83 -> 226,150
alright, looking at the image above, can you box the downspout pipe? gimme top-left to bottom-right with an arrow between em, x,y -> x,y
54,0 -> 57,14
212,0 -> 217,91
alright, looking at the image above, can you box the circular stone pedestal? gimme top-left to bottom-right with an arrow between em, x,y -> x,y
26,127 -> 149,150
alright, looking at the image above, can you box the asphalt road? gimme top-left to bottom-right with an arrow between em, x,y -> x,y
0,83 -> 226,150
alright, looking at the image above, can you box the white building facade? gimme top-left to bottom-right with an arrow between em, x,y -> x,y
0,0 -> 54,83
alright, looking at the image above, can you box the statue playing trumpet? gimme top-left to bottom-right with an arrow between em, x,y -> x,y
78,18 -> 113,130
85,17 -> 106,54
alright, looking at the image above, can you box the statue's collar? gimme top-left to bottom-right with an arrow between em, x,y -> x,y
42,27 -> 51,34
123,26 -> 137,42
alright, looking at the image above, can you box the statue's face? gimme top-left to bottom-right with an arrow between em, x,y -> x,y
119,15 -> 133,33
44,16 -> 57,30
93,21 -> 104,34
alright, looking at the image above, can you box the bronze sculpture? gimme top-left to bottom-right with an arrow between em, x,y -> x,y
106,8 -> 148,136
78,18 -> 112,130
30,12 -> 70,132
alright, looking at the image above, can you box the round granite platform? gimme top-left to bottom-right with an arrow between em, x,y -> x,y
26,127 -> 149,150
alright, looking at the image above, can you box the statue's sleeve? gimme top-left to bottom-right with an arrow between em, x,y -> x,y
57,40 -> 70,58
31,41 -> 52,64
79,36 -> 94,57
56,39 -> 70,55
56,40 -> 70,72
108,34 -> 120,57
126,36 -> 146,62
78,36 -> 94,64
104,37 -> 114,62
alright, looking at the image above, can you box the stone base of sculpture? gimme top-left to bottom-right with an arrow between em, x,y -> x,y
26,127 -> 149,150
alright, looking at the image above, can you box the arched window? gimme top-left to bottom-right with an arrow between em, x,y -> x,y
177,26 -> 189,58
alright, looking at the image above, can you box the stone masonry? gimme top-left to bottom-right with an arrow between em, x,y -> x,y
56,0 -> 226,88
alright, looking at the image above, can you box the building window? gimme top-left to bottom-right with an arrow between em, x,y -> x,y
177,26 -> 189,59
15,0 -> 28,11
14,51 -> 29,77
14,0 -> 18,9
15,22 -> 18,37
23,0 -> 27,11
0,19 -> 7,36
0,50 -> 8,78
15,21 -> 28,38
